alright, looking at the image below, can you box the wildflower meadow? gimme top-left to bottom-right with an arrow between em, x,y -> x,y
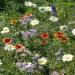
0,0 -> 75,75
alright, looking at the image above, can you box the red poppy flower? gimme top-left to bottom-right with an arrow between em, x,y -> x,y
3,38 -> 12,44
41,40 -> 47,45
15,44 -> 25,52
41,32 -> 49,39
15,44 -> 24,49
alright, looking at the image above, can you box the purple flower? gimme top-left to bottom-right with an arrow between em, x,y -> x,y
21,29 -> 37,40
19,15 -> 32,25
28,29 -> 37,37
21,31 -> 30,39
16,62 -> 37,73
51,5 -> 57,16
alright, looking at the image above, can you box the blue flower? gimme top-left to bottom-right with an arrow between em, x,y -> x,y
51,5 -> 57,16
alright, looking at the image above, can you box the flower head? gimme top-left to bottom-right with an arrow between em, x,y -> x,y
4,44 -> 16,51
41,40 -> 48,45
55,32 -> 64,39
38,57 -> 47,65
62,54 -> 74,62
21,29 -> 37,40
16,62 -> 36,73
55,32 -> 68,43
39,6 -> 51,12
3,38 -> 12,44
50,16 -> 58,22
45,6 -> 51,11
1,27 -> 10,34
24,1 -> 36,7
51,5 -> 57,16
19,13 -> 32,25
30,19 -> 39,26
41,32 -> 49,39
15,44 -> 25,52
60,25 -> 68,31
10,20 -> 17,25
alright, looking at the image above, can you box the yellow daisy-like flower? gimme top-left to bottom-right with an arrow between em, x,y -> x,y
10,20 -> 17,25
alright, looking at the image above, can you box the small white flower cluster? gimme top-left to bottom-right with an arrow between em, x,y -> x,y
24,1 -> 51,12
25,1 -> 59,23
25,1 -> 36,7
4,44 -> 16,51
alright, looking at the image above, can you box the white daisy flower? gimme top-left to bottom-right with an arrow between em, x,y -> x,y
39,6 -> 51,12
50,16 -> 58,22
45,6 -> 51,11
1,27 -> 10,34
60,25 -> 68,31
24,1 -> 36,7
62,54 -> 74,62
4,44 -> 16,51
72,28 -> 75,36
38,57 -> 47,65
0,60 -> 3,66
30,19 -> 39,26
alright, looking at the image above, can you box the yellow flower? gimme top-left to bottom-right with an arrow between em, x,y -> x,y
10,20 -> 17,25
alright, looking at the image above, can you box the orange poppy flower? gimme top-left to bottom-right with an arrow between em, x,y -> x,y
15,44 -> 25,52
55,32 -> 64,39
41,32 -> 49,39
55,31 -> 68,43
10,20 -> 17,25
3,38 -> 12,44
